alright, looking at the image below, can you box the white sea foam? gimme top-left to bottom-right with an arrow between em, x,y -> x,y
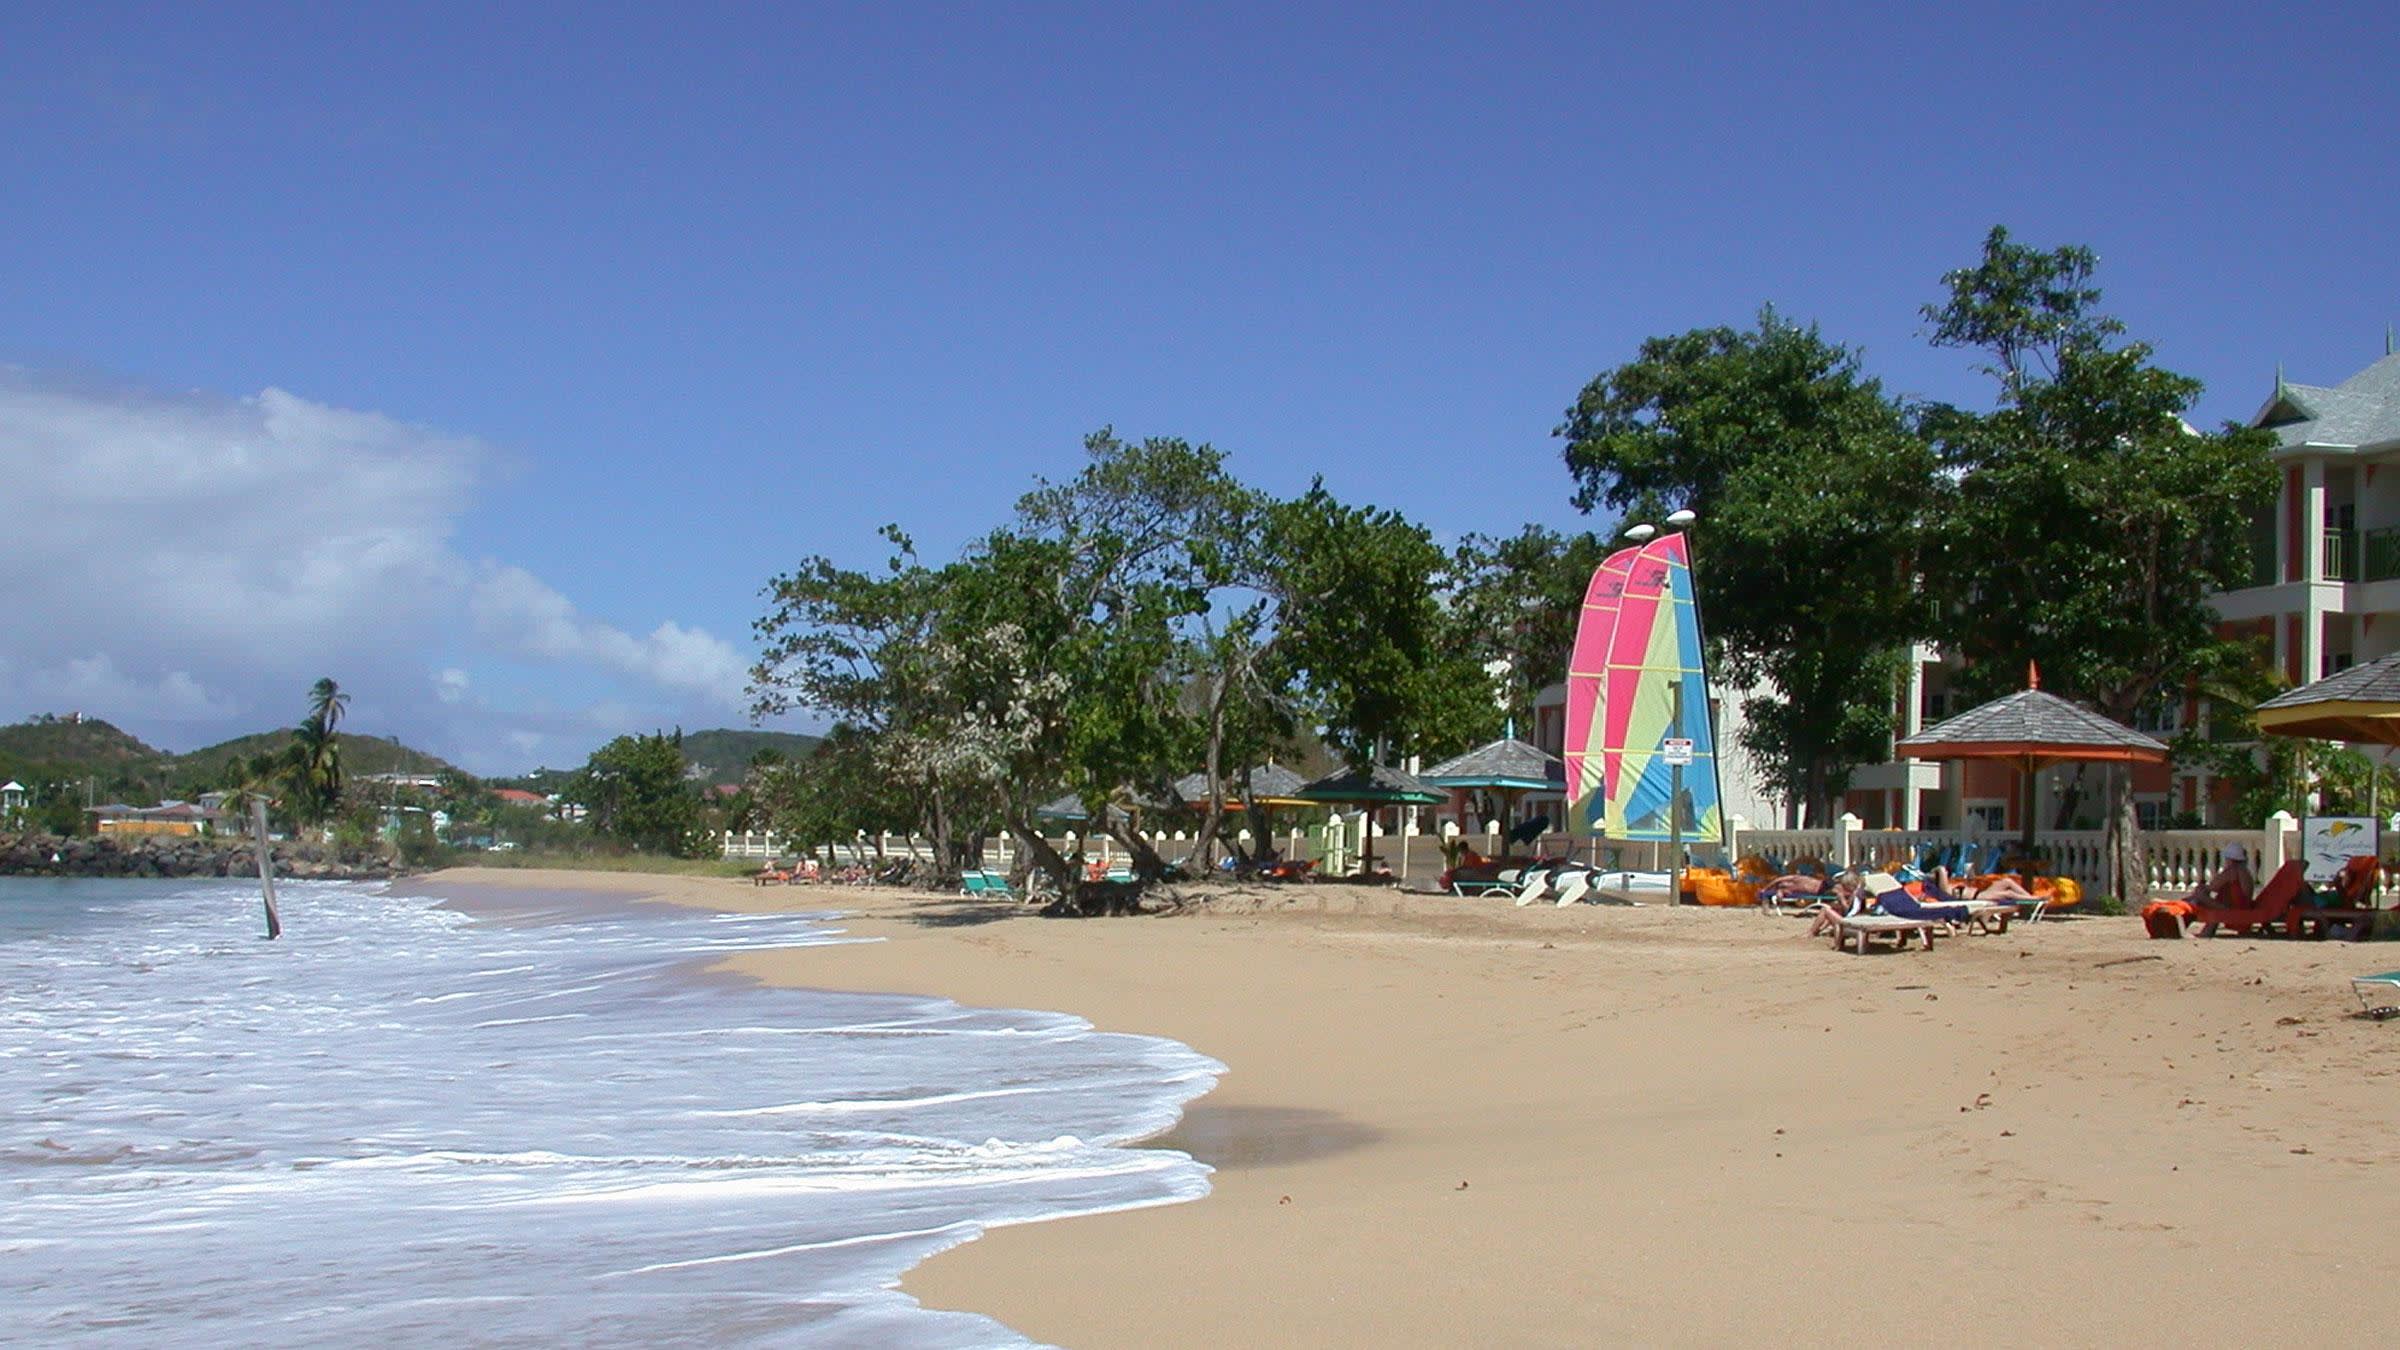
0,877 -> 1222,1345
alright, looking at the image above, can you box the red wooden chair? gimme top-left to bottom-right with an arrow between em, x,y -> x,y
2189,859 -> 2305,938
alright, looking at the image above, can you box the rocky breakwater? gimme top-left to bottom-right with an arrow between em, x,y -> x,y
0,832 -> 402,881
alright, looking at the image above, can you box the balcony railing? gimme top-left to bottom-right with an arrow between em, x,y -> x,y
2366,526 -> 2400,583
2323,527 -> 2358,581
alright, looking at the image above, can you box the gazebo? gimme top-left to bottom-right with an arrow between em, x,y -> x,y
1896,676 -> 2167,852
1298,763 -> 1446,874
2255,651 -> 2400,746
0,780 -> 23,819
1420,737 -> 1563,845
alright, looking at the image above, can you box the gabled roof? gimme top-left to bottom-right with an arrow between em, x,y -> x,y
1297,763 -> 1446,805
1420,737 -> 1564,790
1172,763 -> 1310,806
1897,688 -> 2168,765
2254,353 -> 2400,450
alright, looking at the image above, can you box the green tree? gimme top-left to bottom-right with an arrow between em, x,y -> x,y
567,730 -> 708,856
1445,525 -> 1612,733
1920,226 -> 2278,899
1558,309 -> 1939,824
1265,481 -> 1496,770
285,677 -> 350,831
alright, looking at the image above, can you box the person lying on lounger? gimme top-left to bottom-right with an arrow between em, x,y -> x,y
1862,871 -> 2018,926
1758,871 -> 1836,902
1928,866 -> 2035,904
1803,876 -> 1868,938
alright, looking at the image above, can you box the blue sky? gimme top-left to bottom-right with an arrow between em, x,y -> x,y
4,2 -> 2395,774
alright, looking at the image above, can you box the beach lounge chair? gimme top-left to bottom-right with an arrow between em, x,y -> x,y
960,868 -> 1017,899
1831,913 -> 1942,953
2352,971 -> 2400,1018
2188,859 -> 2306,938
753,861 -> 793,885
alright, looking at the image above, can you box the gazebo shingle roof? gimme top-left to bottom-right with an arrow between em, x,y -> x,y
1897,688 -> 2167,760
1297,762 -> 1446,805
2259,650 -> 2400,710
1173,763 -> 1310,805
1420,737 -> 1564,789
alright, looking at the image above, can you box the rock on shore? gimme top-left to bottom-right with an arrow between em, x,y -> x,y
0,832 -> 402,881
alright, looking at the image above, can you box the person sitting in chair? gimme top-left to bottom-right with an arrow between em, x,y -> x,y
2181,843 -> 2256,910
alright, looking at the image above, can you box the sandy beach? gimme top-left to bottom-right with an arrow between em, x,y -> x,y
430,867 -> 2400,1347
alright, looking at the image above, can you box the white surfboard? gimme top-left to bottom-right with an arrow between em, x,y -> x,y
1513,869 -> 1549,906
1552,870 -> 1592,907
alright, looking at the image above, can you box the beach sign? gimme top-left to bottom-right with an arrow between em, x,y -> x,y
2300,816 -> 2377,884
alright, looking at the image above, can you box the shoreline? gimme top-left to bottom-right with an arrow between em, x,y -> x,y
424,866 -> 2400,1347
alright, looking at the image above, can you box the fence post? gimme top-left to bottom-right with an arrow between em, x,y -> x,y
1833,813 -> 1860,871
1727,814 -> 1747,868
2262,811 -> 2296,874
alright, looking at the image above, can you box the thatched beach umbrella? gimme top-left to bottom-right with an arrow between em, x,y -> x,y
1420,737 -> 1564,850
1896,673 -> 2167,853
1298,763 -> 1446,874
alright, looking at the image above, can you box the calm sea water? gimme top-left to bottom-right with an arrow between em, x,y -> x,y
0,877 -> 1222,1346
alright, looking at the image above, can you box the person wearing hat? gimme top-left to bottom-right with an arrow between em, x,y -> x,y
2180,842 -> 2256,911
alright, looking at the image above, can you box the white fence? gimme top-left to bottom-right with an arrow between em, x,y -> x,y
726,809 -> 2372,901
1725,814 -> 2319,896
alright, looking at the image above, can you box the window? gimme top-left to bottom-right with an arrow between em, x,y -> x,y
2135,798 -> 2171,830
1965,802 -> 2008,833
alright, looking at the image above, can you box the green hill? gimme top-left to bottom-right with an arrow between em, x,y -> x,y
170,732 -> 460,785
0,716 -> 162,769
679,728 -> 823,786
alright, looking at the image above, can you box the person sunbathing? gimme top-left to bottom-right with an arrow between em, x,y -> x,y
1758,871 -> 1835,902
1803,877 -> 1866,937
1929,866 -> 2034,904
1863,871 -> 2018,926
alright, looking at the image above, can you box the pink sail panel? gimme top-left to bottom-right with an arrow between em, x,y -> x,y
1596,534 -> 1679,814
1594,533 -> 1723,842
1564,543 -> 1643,833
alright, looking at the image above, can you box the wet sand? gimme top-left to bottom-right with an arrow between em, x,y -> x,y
424,867 -> 2400,1347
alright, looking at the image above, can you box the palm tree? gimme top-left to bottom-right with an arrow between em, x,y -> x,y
291,678 -> 349,831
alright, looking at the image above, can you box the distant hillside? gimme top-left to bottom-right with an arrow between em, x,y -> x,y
679,729 -> 822,786
171,732 -> 460,785
0,716 -> 161,768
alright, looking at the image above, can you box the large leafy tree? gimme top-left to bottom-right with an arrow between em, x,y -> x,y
568,730 -> 708,857
1919,226 -> 2277,898
755,432 -> 1256,899
1444,526 -> 1612,733
1265,481 -> 1496,770
1558,310 -> 1938,824
750,528 -> 1024,878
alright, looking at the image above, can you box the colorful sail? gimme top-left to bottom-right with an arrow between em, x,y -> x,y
1563,542 -> 1641,829
1565,532 -> 1723,844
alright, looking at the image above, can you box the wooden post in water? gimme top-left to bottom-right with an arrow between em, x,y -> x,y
252,797 -> 282,940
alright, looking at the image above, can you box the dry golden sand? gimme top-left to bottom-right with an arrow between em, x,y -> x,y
431,867 -> 2400,1347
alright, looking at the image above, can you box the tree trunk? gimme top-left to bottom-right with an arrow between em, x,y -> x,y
1006,818 -> 1077,900
2105,770 -> 2148,907
1195,672 -> 1230,873
925,797 -> 958,888
1104,819 -> 1168,880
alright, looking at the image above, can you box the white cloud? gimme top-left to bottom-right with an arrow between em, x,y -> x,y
469,565 -> 748,706
0,654 -> 236,725
0,368 -> 755,763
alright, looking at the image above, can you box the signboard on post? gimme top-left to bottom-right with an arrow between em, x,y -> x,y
2300,816 -> 2377,884
1661,738 -> 1694,767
